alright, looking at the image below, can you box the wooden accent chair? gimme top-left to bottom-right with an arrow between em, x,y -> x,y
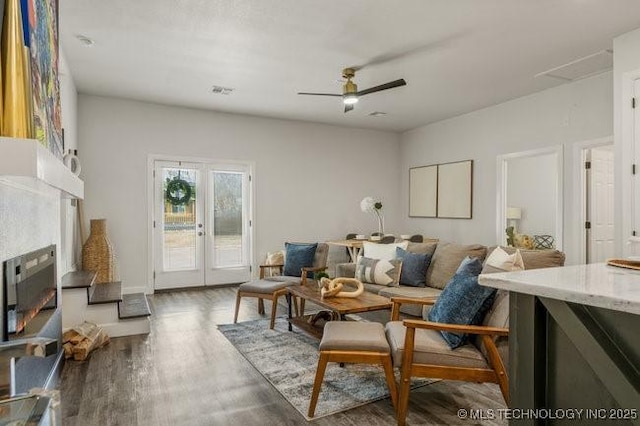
386,294 -> 510,426
233,243 -> 328,329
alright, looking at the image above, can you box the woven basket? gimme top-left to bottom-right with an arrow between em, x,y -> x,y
82,219 -> 115,284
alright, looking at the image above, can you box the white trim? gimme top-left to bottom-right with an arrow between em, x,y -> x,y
620,70 -> 640,257
496,145 -> 564,250
146,154 -> 256,294
572,137 -> 614,264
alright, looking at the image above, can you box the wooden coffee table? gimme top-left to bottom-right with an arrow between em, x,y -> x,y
286,281 -> 392,338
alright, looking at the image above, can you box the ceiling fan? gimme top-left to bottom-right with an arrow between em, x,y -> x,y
298,68 -> 407,113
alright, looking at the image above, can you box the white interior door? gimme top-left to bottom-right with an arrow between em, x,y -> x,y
153,160 -> 252,290
588,146 -> 615,263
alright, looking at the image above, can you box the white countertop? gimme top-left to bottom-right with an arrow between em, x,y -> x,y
478,263 -> 640,315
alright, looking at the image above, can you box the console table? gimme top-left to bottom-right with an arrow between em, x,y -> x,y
479,263 -> 640,425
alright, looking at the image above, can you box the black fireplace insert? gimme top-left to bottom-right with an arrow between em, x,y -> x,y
2,246 -> 58,342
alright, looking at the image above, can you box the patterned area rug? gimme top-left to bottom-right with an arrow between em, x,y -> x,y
218,317 -> 436,420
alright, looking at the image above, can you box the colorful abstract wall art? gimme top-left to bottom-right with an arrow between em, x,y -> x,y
27,0 -> 62,158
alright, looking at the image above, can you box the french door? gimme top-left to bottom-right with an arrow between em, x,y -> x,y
153,160 -> 252,289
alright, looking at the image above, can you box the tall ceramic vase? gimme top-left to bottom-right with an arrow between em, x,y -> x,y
82,219 -> 115,284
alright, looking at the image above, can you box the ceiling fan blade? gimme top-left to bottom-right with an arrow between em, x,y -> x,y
357,79 -> 407,97
344,104 -> 354,113
349,32 -> 468,70
297,92 -> 342,97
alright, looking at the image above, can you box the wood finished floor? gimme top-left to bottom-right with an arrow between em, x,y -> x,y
59,287 -> 507,425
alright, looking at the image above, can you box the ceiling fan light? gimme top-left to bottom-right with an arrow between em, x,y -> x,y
343,95 -> 358,105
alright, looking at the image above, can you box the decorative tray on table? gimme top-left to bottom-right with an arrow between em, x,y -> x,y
606,258 -> 640,271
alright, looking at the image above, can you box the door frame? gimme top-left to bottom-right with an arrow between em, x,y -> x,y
572,136 -> 613,264
146,154 -> 256,294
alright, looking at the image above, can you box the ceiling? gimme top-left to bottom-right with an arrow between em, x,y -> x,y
60,1 -> 640,132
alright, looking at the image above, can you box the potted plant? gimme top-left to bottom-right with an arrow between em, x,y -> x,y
314,271 -> 330,282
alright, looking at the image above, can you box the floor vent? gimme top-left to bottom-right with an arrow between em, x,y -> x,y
535,49 -> 613,82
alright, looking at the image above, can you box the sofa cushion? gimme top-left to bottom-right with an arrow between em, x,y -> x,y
396,247 -> 432,287
406,242 -> 438,256
385,321 -> 489,369
362,241 -> 408,261
283,243 -> 317,277
355,257 -> 402,286
426,242 -> 487,289
336,262 -> 356,278
428,261 -> 496,349
485,246 -> 565,270
378,286 -> 442,317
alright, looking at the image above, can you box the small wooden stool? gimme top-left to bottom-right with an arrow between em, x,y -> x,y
308,321 -> 398,418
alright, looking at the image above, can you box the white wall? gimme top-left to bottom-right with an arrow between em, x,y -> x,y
400,71 -> 613,265
613,27 -> 640,257
59,49 -> 80,273
77,95 -> 401,293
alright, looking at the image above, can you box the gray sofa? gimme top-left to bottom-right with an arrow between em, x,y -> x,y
336,241 -> 566,317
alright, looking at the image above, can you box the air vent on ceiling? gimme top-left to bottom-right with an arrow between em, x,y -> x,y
369,111 -> 387,117
535,49 -> 613,82
210,86 -> 234,95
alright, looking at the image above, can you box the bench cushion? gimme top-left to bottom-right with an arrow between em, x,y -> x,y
320,322 -> 390,353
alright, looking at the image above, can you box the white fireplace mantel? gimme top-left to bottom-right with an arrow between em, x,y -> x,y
0,137 -> 84,199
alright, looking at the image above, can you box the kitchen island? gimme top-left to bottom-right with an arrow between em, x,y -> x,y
479,263 -> 640,425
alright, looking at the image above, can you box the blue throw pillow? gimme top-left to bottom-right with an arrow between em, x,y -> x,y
395,247 -> 432,287
427,257 -> 496,349
283,243 -> 317,277
455,255 -> 484,277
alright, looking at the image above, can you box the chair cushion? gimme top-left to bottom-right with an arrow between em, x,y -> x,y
283,242 -> 317,277
426,242 -> 487,289
355,257 -> 402,286
362,241 -> 408,261
378,286 -> 442,317
385,321 -> 488,369
427,258 -> 496,348
238,279 -> 295,293
264,276 -> 301,284
396,248 -> 432,287
320,322 -> 390,353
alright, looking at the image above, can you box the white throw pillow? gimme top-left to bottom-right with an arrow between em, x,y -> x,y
362,241 -> 408,261
483,247 -> 524,274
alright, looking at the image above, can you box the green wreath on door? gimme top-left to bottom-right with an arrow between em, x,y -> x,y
166,178 -> 192,206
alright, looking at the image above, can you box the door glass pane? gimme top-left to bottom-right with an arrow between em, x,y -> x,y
162,168 -> 197,271
212,171 -> 243,267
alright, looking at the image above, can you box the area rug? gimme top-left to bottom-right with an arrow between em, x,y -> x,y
218,317 -> 437,420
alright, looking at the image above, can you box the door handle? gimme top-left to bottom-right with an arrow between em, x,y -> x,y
198,231 -> 205,236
